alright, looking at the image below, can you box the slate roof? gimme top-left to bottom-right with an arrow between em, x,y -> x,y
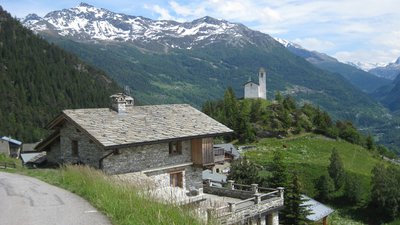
49,104 -> 232,149
1,136 -> 22,146
214,143 -> 240,159
20,152 -> 47,164
301,195 -> 334,221
202,169 -> 227,183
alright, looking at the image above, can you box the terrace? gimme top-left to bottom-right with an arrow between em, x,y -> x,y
201,180 -> 284,225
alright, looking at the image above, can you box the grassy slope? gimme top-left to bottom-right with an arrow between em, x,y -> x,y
246,134 -> 381,195
0,162 -> 202,225
245,133 -> 389,224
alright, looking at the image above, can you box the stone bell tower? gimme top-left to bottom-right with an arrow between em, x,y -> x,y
258,67 -> 267,100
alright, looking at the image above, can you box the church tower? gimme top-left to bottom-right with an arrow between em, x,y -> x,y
258,67 -> 267,99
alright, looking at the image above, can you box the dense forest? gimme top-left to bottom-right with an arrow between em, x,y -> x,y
203,88 -> 395,158
0,7 -> 120,142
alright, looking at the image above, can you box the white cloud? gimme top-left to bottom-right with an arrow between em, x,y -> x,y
144,4 -> 176,20
293,38 -> 335,52
334,49 -> 400,64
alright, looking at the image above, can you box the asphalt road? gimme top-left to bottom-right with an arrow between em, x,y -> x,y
0,172 -> 112,225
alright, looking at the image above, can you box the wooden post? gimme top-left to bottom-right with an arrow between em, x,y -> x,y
323,216 -> 328,225
228,202 -> 236,212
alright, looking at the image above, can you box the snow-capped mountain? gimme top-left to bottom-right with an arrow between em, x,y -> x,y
345,61 -> 388,72
274,37 -> 338,64
274,38 -> 391,92
274,37 -> 303,49
368,57 -> 400,80
22,2 -> 274,49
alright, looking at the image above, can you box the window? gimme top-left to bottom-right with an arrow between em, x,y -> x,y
170,172 -> 183,188
169,141 -> 182,155
71,140 -> 78,157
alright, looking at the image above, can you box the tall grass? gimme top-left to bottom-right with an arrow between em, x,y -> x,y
21,165 -> 203,225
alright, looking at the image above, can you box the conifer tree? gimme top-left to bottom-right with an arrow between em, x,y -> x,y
268,151 -> 287,188
328,148 -> 345,190
315,174 -> 334,201
344,173 -> 363,204
366,134 -> 375,151
283,172 -> 310,225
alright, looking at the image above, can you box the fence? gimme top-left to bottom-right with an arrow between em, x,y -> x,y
0,161 -> 16,169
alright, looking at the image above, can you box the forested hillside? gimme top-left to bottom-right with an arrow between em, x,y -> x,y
203,89 -> 394,157
0,7 -> 120,142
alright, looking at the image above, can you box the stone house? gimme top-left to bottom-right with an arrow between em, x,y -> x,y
36,93 -> 232,192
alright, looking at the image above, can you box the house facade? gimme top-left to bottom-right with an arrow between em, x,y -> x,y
36,93 -> 232,192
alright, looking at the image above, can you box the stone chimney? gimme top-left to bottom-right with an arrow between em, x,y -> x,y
110,93 -> 134,113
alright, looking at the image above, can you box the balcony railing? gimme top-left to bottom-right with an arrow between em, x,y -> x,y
204,180 -> 284,224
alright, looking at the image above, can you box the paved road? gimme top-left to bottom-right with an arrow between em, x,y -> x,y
0,172 -> 112,225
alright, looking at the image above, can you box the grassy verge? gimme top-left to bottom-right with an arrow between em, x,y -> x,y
2,163 -> 202,225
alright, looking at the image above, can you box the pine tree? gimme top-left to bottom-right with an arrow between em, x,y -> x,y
283,172 -> 310,225
371,164 -> 400,220
344,173 -> 363,204
366,134 -> 375,151
315,174 -> 334,201
328,148 -> 345,190
268,151 -> 287,188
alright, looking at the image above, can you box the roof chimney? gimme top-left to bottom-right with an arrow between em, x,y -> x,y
110,93 -> 134,113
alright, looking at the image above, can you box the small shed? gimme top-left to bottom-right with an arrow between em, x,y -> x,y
301,195 -> 334,225
0,136 -> 22,158
20,152 -> 47,168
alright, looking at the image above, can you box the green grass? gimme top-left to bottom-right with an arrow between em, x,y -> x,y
6,164 -> 202,225
246,133 -> 383,197
245,133 -> 390,224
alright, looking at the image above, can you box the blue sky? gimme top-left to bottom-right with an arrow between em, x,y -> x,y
2,0 -> 400,65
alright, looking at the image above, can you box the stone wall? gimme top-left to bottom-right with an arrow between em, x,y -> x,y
57,122 -> 104,168
102,140 -> 191,175
204,186 -> 255,200
185,166 -> 203,191
46,139 -> 60,164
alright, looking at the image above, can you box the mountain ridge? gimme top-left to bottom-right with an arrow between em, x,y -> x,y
19,3 -> 399,150
22,2 -> 273,50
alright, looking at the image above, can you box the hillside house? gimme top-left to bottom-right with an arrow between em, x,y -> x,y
212,143 -> 240,174
36,93 -> 232,192
0,136 -> 22,158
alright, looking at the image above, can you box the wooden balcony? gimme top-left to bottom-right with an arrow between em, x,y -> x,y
191,138 -> 215,166
213,147 -> 225,163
